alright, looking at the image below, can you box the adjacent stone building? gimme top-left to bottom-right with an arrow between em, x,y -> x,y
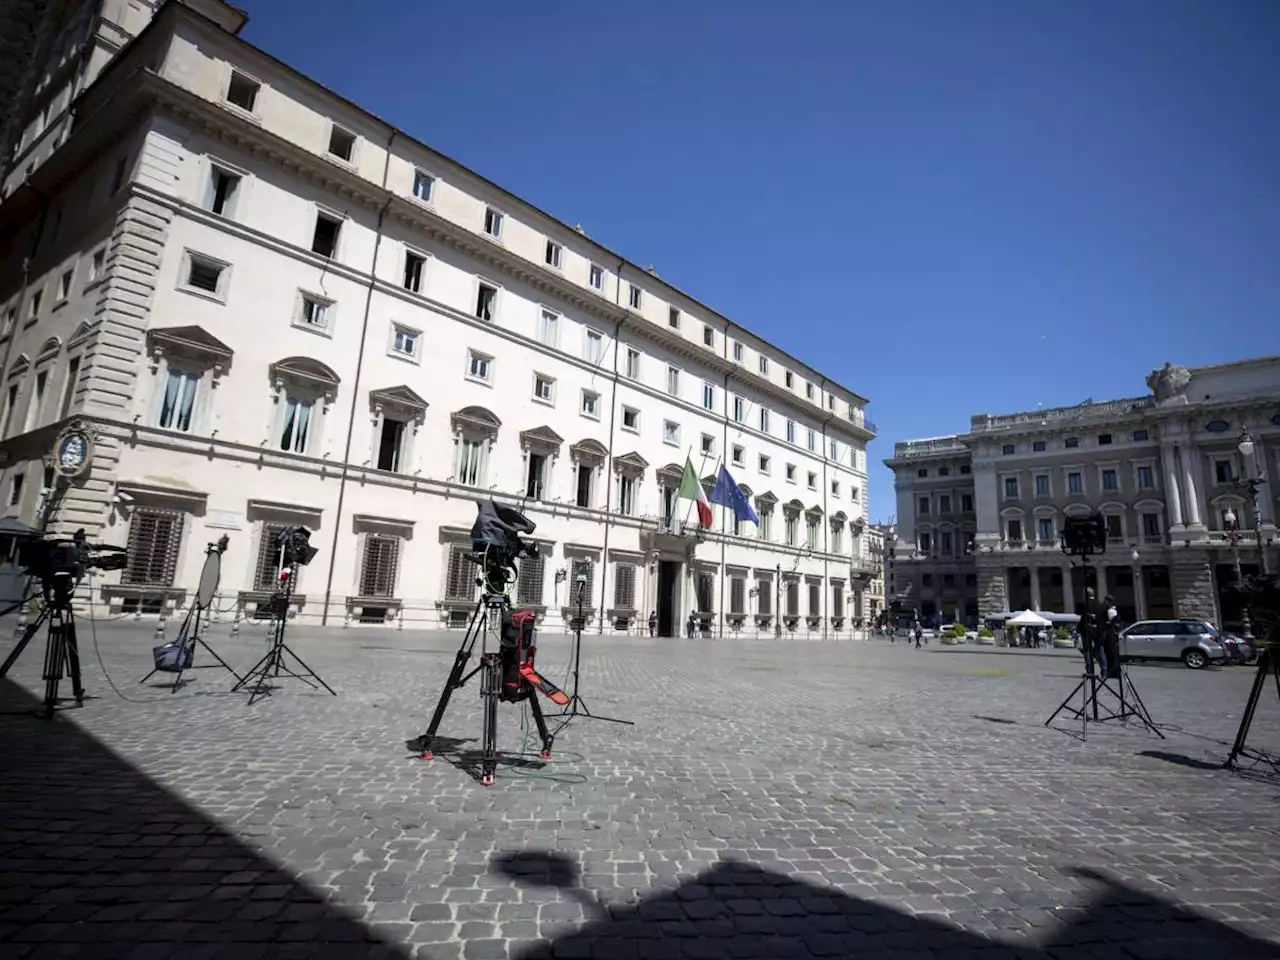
885,356 -> 1280,631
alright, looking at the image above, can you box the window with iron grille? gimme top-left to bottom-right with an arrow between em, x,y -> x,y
614,563 -> 636,609
253,522 -> 291,591
757,577 -> 772,615
122,508 -> 184,586
516,551 -> 546,606
444,543 -> 476,601
730,577 -> 745,614
808,582 -> 820,615
359,534 -> 401,598
786,580 -> 799,616
570,558 -> 595,607
832,583 -> 844,614
696,573 -> 714,612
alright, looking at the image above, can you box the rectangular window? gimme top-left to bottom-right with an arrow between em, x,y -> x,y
617,474 -> 635,515
805,383 -> 814,400
538,309 -> 559,347
1137,465 -> 1154,489
59,357 -> 79,419
545,240 -> 562,269
391,325 -> 419,358
312,212 -> 341,258
759,409 -> 769,433
628,284 -> 641,309
1098,433 -> 1113,445
208,167 -> 240,217
1032,440 -> 1046,452
940,531 -> 952,555
1038,518 -> 1054,542
2,307 -> 14,336
1105,514 -> 1123,540
831,526 -> 842,553
1034,474 -> 1050,497
666,366 -> 679,396
110,156 -> 127,195
1214,459 -> 1234,484
614,564 -> 636,610
299,293 -> 330,330
359,534 -> 401,598
533,374 -> 555,404
1002,444 -> 1015,455
589,264 -> 603,290
225,71 -> 260,111
621,406 -> 639,432
808,472 -> 817,490
1065,437 -> 1079,449
732,445 -> 744,466
732,396 -> 745,422
403,251 -> 425,292
1101,468 -> 1118,491
583,329 -> 603,364
668,307 -> 680,329
1,385 -> 17,437
785,515 -> 797,546
807,429 -> 816,452
89,249 -> 105,282
784,371 -> 794,389
185,257 -> 223,294
444,543 -> 476,601
785,463 -> 796,482
758,454 -> 770,474
467,350 -> 492,383
253,523 -> 290,590
960,464 -> 971,474
279,395 -> 313,453
663,420 -> 679,445
377,416 -> 406,471
412,169 -> 434,202
920,532 -> 932,553
939,494 -> 951,513
484,207 -> 503,238
702,382 -> 715,410
961,493 -> 973,513
785,421 -> 795,444
700,433 -> 714,456
24,371 -> 47,432
158,369 -> 198,432
475,282 -> 497,321
517,552 -> 546,606
581,390 -> 600,419
702,325 -> 714,347
122,508 -> 184,586
56,270 -> 72,301
525,451 -> 547,499
328,125 -> 356,162
1141,513 -> 1160,538
757,578 -> 772,615
939,466 -> 950,477
1004,476 -> 1019,498
575,465 -> 593,507
456,438 -> 483,486
730,577 -> 745,614
1067,471 -> 1083,494
1133,428 -> 1149,442
758,356 -> 769,375
624,348 -> 640,380
918,496 -> 930,516
1006,519 -> 1022,543
831,480 -> 840,497
570,559 -> 595,607
829,440 -> 838,460
8,474 -> 22,508
732,341 -> 743,362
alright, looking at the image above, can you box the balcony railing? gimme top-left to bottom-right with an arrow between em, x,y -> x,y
969,396 -> 1155,434
1208,530 -> 1258,544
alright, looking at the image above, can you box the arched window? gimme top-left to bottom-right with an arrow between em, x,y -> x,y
269,356 -> 338,455
450,406 -> 500,487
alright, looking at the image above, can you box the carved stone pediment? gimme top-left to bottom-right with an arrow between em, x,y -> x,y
570,438 -> 608,465
370,385 -> 427,413
149,326 -> 234,369
451,405 -> 500,436
614,451 -> 649,475
270,355 -> 338,389
520,425 -> 564,452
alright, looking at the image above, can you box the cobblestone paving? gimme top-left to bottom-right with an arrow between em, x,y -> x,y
2,615 -> 1279,959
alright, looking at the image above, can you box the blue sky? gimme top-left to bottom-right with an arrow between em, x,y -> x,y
239,0 -> 1279,522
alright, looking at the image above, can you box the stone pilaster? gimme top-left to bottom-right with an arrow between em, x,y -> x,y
1171,556 -> 1217,624
976,557 -> 1007,620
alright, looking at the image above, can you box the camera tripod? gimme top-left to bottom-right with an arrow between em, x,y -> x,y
411,579 -> 565,785
1044,556 -> 1161,739
232,565 -> 336,706
548,578 -> 633,728
1225,635 -> 1280,769
0,573 -> 85,717
139,537 -> 241,692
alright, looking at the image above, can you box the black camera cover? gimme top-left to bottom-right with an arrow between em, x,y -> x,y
471,500 -> 537,564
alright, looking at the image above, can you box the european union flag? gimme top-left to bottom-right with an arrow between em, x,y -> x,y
709,464 -> 760,525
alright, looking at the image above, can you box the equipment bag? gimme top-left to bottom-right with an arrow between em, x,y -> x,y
152,637 -> 195,673
499,609 -> 537,701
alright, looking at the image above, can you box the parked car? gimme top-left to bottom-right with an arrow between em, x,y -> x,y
1117,619 -> 1226,669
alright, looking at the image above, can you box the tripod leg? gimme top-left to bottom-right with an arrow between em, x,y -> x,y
480,653 -> 500,786
277,644 -> 334,694
42,618 -> 66,716
1226,649 -> 1271,767
197,638 -> 243,683
0,610 -> 47,678
528,692 -> 554,759
415,608 -> 484,759
64,620 -> 84,704
1043,677 -> 1088,727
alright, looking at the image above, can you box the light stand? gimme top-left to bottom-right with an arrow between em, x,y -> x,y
1044,514 -> 1162,740
548,575 -> 634,728
139,536 -> 241,692
232,562 -> 336,706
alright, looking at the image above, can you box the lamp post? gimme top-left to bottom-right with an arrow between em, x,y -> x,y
1223,508 -> 1252,639
1236,429 -> 1269,577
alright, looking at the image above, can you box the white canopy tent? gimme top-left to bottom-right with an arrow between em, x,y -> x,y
1006,610 -> 1053,627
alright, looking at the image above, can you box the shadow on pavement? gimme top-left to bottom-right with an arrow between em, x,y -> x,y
0,677 -> 410,958
496,851 -> 1280,960
1139,749 -> 1228,771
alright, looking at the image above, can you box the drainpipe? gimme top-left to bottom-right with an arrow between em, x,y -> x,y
320,128 -> 396,624
718,318 -> 731,638
775,561 -> 782,638
595,258 -> 625,633
819,377 -> 834,639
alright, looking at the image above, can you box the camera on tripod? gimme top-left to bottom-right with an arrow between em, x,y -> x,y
469,500 -> 539,590
15,529 -> 128,591
276,526 -> 318,568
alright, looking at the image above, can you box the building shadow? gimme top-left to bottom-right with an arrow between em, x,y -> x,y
0,677 -> 410,957
497,851 -> 1280,960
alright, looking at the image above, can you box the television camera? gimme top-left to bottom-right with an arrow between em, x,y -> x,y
469,499 -> 540,593
1,529 -> 128,716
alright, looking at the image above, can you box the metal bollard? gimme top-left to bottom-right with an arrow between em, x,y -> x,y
14,607 -> 28,641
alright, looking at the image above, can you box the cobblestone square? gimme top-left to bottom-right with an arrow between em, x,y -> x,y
2,617 -> 1279,959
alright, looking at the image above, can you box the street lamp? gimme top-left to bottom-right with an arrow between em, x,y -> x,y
1235,429 -> 1270,577
1223,508 -> 1253,639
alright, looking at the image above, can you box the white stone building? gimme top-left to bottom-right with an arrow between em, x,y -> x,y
0,0 -> 877,636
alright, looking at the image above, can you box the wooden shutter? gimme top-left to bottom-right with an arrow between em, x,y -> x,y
122,509 -> 184,586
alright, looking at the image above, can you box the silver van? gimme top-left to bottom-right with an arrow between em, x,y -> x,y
1118,619 -> 1226,669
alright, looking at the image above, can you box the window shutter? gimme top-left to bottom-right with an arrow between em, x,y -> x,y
570,558 -> 594,607
122,508 -> 184,586
253,522 -> 291,590
614,563 -> 636,609
515,552 -> 546,606
730,577 -> 745,614
359,534 -> 401,598
444,543 -> 475,601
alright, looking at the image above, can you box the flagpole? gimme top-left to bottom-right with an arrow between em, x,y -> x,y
716,456 -> 727,640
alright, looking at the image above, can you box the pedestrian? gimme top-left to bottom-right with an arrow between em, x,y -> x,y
648,610 -> 657,637
914,622 -> 923,648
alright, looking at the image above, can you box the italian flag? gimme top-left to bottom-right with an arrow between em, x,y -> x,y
678,455 -> 713,528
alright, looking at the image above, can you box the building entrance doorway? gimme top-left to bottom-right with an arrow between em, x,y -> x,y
657,560 -> 681,637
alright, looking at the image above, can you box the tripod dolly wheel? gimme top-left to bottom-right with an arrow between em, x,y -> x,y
539,749 -> 552,760
481,774 -> 495,786
419,750 -> 433,761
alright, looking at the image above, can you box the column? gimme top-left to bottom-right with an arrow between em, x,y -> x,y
1133,564 -> 1146,620
1180,445 -> 1203,528
1161,446 -> 1184,529
1063,567 -> 1075,614
1029,567 -> 1042,610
